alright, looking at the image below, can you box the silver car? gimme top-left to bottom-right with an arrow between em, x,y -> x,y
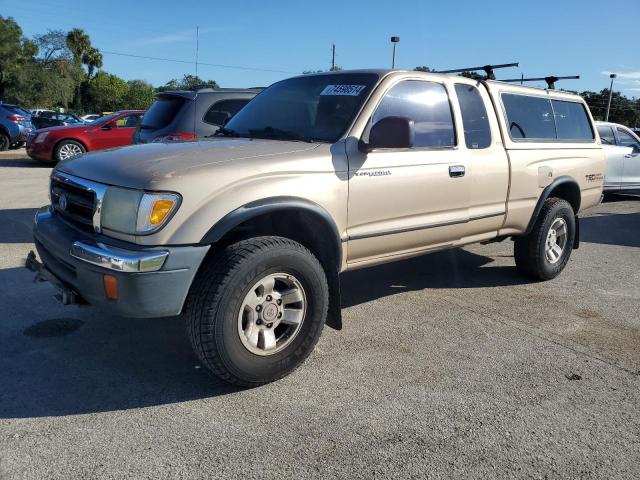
596,121 -> 640,194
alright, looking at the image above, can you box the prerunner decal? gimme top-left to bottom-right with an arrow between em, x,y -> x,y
320,85 -> 366,96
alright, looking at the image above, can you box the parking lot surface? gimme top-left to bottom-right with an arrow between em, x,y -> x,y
1,149 -> 639,479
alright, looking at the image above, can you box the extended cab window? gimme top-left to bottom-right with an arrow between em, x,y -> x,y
371,80 -> 455,148
502,94 -> 556,140
597,125 -> 615,145
454,84 -> 491,149
551,100 -> 594,140
203,99 -> 250,126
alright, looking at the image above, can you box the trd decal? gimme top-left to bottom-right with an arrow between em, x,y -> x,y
585,173 -> 604,182
355,170 -> 391,177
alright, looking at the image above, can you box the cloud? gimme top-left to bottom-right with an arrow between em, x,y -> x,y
134,27 -> 234,47
601,71 -> 640,80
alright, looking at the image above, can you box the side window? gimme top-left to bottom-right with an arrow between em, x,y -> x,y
597,126 -> 616,145
551,100 -> 594,140
115,115 -> 140,128
617,128 -> 640,152
203,99 -> 250,126
454,83 -> 491,149
371,80 -> 455,148
502,94 -> 556,140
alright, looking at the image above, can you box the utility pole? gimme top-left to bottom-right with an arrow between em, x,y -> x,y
331,44 -> 335,71
195,26 -> 200,78
390,36 -> 400,69
606,73 -> 616,122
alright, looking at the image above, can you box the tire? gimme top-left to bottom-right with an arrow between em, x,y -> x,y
54,140 -> 85,161
514,198 -> 575,280
0,133 -> 9,151
185,236 -> 329,387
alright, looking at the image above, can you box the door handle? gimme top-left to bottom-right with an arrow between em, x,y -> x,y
624,153 -> 634,158
449,165 -> 465,178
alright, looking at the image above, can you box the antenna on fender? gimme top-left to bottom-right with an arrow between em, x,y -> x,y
499,75 -> 580,90
434,62 -> 519,80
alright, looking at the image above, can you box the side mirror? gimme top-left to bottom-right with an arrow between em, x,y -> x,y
359,116 -> 414,152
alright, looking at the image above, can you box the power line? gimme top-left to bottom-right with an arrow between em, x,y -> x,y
101,51 -> 297,74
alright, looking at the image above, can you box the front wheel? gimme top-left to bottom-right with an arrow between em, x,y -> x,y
54,140 -> 85,161
0,133 -> 9,151
185,236 -> 329,387
514,198 -> 575,280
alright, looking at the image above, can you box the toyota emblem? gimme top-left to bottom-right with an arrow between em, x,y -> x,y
58,193 -> 69,212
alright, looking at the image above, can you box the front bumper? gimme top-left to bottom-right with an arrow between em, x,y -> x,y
29,207 -> 209,318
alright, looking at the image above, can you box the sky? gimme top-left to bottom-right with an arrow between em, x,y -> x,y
2,0 -> 640,96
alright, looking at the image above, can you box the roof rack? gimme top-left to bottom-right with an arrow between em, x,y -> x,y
434,62 -> 519,80
499,75 -> 580,90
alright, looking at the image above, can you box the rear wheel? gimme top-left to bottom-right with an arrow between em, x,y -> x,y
186,236 -> 329,387
54,140 -> 85,161
0,132 -> 9,151
514,198 -> 575,280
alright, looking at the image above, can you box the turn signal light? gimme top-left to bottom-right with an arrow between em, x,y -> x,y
150,199 -> 175,225
103,274 -> 118,300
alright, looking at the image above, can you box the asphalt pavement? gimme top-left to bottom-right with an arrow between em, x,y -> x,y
0,149 -> 638,479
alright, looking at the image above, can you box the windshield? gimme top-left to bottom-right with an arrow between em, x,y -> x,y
223,73 -> 379,143
141,96 -> 185,130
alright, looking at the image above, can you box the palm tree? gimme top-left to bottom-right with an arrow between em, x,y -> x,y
82,47 -> 103,78
66,28 -> 90,61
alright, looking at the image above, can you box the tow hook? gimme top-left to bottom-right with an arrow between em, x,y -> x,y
25,250 -> 83,306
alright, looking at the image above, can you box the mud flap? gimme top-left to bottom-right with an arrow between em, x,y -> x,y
573,215 -> 580,249
325,269 -> 342,330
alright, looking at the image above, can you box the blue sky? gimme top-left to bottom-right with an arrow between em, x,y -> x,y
3,0 -> 640,96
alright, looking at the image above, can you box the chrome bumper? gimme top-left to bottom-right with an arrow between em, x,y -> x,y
70,241 -> 169,272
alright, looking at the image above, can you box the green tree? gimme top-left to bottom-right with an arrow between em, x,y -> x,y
85,71 -> 128,112
123,80 -> 154,109
413,66 -> 431,72
0,16 -> 38,101
66,28 -> 90,61
82,47 -> 103,78
34,30 -> 70,63
156,74 -> 218,92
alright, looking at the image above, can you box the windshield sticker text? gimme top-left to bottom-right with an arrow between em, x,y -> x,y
320,85 -> 366,96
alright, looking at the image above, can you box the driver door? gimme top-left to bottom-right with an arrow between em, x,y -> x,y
346,79 -> 470,266
616,127 -> 640,194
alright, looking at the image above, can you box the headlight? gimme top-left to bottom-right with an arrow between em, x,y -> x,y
101,187 -> 181,235
34,132 -> 49,143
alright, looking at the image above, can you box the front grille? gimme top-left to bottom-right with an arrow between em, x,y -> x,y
51,176 -> 96,231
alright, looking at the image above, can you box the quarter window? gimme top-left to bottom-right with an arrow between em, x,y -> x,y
597,125 -> 615,145
203,99 -> 250,125
371,80 -> 455,148
454,84 -> 491,149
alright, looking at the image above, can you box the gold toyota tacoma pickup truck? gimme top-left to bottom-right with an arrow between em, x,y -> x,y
27,70 -> 605,386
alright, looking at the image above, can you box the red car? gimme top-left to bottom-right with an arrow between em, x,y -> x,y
27,110 -> 145,163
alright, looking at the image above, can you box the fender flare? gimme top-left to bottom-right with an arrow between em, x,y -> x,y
200,196 -> 344,330
523,175 -> 581,236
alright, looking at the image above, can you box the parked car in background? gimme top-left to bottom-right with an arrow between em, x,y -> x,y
81,114 -> 100,123
27,110 -> 144,162
31,112 -> 85,130
596,121 -> 640,194
0,103 -> 34,150
133,87 -> 261,144
30,109 -> 54,117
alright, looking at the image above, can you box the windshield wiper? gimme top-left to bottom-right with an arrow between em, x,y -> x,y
247,126 -> 312,142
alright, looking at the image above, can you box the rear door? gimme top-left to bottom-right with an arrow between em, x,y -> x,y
616,126 -> 640,193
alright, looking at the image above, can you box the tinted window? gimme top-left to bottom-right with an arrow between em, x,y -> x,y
552,100 -> 593,140
225,73 -> 378,143
371,80 -> 455,148
502,94 -> 556,139
203,99 -> 250,125
141,97 -> 185,130
617,128 -> 640,151
597,126 -> 615,145
454,84 -> 491,149
115,114 -> 141,128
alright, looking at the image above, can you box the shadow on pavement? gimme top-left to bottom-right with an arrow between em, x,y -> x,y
0,208 -> 38,243
341,248 -> 531,308
581,212 -> 640,248
0,268 -> 239,419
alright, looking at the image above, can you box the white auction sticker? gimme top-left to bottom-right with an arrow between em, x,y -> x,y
320,85 -> 366,96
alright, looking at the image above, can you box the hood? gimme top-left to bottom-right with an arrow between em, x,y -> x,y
56,138 -> 320,189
